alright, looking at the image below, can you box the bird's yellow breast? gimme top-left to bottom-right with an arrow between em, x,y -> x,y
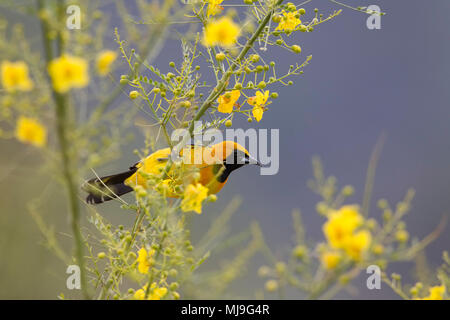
124,146 -> 226,196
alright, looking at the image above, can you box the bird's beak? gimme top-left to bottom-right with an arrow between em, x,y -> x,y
244,154 -> 262,167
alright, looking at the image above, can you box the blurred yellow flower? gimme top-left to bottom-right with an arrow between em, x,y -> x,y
181,183 -> 209,214
248,90 -> 269,122
1,61 -> 33,92
320,251 -> 341,270
204,16 -> 240,48
96,50 -> 117,76
134,283 -> 168,300
275,11 -> 301,32
15,116 -> 47,148
137,247 -> 154,274
48,55 -> 89,93
422,285 -> 445,300
343,230 -> 371,261
217,90 -> 240,113
323,205 -> 363,249
207,0 -> 223,17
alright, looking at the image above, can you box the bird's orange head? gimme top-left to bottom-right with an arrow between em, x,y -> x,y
210,140 -> 261,167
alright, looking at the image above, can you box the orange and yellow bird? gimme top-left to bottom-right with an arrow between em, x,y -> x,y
84,141 -> 261,204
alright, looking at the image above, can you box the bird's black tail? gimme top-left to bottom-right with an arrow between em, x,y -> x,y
83,168 -> 137,204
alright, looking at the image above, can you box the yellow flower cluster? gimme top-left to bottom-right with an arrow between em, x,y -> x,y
206,0 -> 223,17
322,205 -> 372,265
248,90 -> 269,122
180,183 -> 209,214
15,116 -> 47,148
48,55 -> 89,93
137,247 -> 154,274
1,61 -> 33,92
275,10 -> 302,32
204,16 -> 240,48
134,283 -> 168,300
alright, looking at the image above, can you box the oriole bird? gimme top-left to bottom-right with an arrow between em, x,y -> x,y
83,141 -> 261,204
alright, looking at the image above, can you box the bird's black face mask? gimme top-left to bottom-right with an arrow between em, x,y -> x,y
215,149 -> 261,183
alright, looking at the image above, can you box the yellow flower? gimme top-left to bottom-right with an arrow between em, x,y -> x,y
248,90 -> 269,122
217,90 -> 240,113
422,285 -> 445,300
1,61 -> 33,91
323,205 -> 363,249
275,11 -> 301,32
48,55 -> 89,93
96,50 -> 117,76
343,230 -> 371,261
204,16 -> 240,48
320,251 -> 341,270
180,183 -> 209,214
137,247 -> 154,274
15,116 -> 47,148
134,283 -> 168,300
206,0 -> 223,17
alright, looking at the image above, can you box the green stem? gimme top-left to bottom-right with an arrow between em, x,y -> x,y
37,0 -> 90,299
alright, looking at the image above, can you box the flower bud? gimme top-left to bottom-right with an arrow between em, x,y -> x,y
258,266 -> 270,277
272,15 -> 282,23
293,245 -> 307,259
129,90 -> 139,99
257,81 -> 267,89
265,280 -> 278,292
342,185 -> 354,196
275,262 -> 286,275
250,54 -> 260,63
181,101 -> 191,108
216,52 -> 226,61
287,3 -> 296,12
391,273 -> 401,281
169,269 -> 178,278
395,229 -> 409,243
291,45 -> 302,54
